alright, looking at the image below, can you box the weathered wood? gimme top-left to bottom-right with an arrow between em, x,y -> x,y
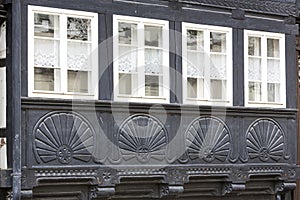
99,13 -> 113,101
8,0 -> 21,199
233,28 -> 244,106
2,0 -> 299,199
286,34 -> 297,108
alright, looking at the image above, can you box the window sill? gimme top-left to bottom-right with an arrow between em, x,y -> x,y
246,101 -> 285,108
184,98 -> 232,106
186,98 -> 229,102
29,91 -> 97,100
115,95 -> 168,103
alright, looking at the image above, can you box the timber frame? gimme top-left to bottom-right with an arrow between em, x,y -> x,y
0,0 -> 300,199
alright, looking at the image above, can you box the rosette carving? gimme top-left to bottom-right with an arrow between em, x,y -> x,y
118,114 -> 168,163
33,112 -> 95,164
186,117 -> 231,163
245,118 -> 289,162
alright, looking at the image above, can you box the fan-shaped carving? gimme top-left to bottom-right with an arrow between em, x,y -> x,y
118,114 -> 168,163
33,112 -> 95,164
246,118 -> 287,162
186,117 -> 231,163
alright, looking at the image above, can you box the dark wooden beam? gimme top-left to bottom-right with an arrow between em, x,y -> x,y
6,0 -> 22,199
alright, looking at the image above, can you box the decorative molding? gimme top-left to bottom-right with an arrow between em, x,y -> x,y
118,114 -> 168,164
90,187 -> 115,199
35,169 -> 97,177
244,118 -> 290,162
222,183 -> 246,195
187,167 -> 231,175
180,0 -> 297,16
167,169 -> 187,184
185,116 -> 232,163
33,112 -> 95,164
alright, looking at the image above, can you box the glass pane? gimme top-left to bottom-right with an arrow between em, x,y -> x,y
248,57 -> 262,81
67,42 -> 91,70
210,79 -> 226,100
187,51 -> 204,77
145,48 -> 162,74
187,77 -> 197,98
119,73 -> 133,95
34,68 -> 54,91
67,17 -> 91,41
267,38 -> 280,58
145,75 -> 160,96
210,54 -> 226,79
187,30 -> 204,51
268,83 -> 280,102
34,39 -> 60,67
145,26 -> 162,47
119,22 -> 137,45
267,59 -> 280,82
68,70 -> 88,93
210,32 -> 226,53
118,46 -> 138,72
248,37 -> 261,56
249,82 -> 262,101
34,13 -> 59,38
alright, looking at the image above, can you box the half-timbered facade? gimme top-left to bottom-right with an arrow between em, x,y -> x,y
0,0 -> 299,199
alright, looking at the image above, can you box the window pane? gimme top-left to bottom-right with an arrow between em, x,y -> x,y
119,22 -> 137,45
187,51 -> 205,77
268,83 -> 280,102
145,26 -> 162,47
187,30 -> 203,51
248,37 -> 261,56
34,13 -> 59,38
68,70 -> 88,93
34,68 -> 54,91
267,59 -> 280,82
34,39 -> 60,67
67,17 -> 91,41
249,82 -> 262,101
119,73 -> 138,95
118,46 -> 138,72
210,54 -> 226,79
210,32 -> 226,53
267,38 -> 279,58
67,42 -> 91,70
145,75 -> 160,96
187,77 -> 197,98
210,79 -> 226,100
248,57 -> 262,81
145,48 -> 162,74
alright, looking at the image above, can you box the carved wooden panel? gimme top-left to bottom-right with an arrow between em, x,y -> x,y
33,111 -> 95,164
118,114 -> 168,164
185,116 -> 231,163
244,118 -> 290,162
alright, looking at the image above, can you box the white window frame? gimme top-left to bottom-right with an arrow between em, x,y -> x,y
28,6 -> 98,99
113,15 -> 169,103
244,30 -> 286,108
182,22 -> 233,106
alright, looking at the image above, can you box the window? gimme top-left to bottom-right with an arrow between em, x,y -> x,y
182,23 -> 232,106
28,6 -> 98,99
113,15 -> 169,103
245,30 -> 285,107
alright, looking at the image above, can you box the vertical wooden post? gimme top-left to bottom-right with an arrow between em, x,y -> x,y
295,36 -> 300,200
6,0 -> 22,198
